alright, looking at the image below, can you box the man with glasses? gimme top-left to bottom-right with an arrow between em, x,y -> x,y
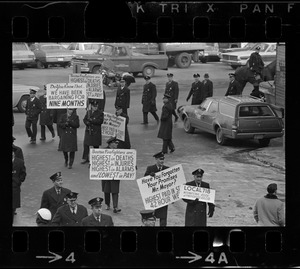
81,197 -> 114,226
140,210 -> 156,227
51,192 -> 88,226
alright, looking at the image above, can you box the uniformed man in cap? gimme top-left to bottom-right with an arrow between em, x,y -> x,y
183,168 -> 215,226
157,94 -> 175,154
51,192 -> 88,226
144,152 -> 169,226
40,172 -> 71,220
203,73 -> 213,98
115,79 -> 130,115
186,73 -> 204,105
12,136 -> 24,161
141,76 -> 159,124
248,45 -> 264,77
25,88 -> 42,144
36,208 -> 52,226
225,73 -> 242,96
81,100 -> 104,164
39,90 -> 55,141
253,183 -> 285,226
140,210 -> 156,227
164,73 -> 179,122
81,197 -> 114,226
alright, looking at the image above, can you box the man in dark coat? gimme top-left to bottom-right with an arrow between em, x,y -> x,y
164,73 -> 179,122
157,94 -> 175,154
225,73 -> 242,96
186,73 -> 204,105
144,152 -> 169,226
39,92 -> 55,141
115,106 -> 131,149
141,76 -> 159,124
12,147 -> 26,220
12,136 -> 24,161
25,88 -> 42,144
81,101 -> 104,164
81,197 -> 114,226
58,108 -> 80,169
40,172 -> 71,220
51,192 -> 88,226
183,168 -> 215,226
202,73 -> 213,98
248,46 -> 264,76
115,79 -> 130,115
51,108 -> 67,150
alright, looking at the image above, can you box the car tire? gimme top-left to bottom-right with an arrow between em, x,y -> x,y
92,65 -> 101,74
216,127 -> 226,145
132,72 -> 139,77
258,138 -> 270,147
175,52 -> 191,68
200,57 -> 207,63
142,66 -> 155,77
36,60 -> 44,69
44,63 -> 49,68
17,95 -> 29,113
183,117 -> 195,133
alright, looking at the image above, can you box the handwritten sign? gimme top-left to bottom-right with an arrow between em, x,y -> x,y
179,185 -> 215,203
136,164 -> 186,210
46,83 -> 87,109
69,73 -> 103,99
101,112 -> 126,141
89,148 -> 136,180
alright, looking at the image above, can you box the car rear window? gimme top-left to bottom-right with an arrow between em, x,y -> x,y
219,102 -> 235,118
84,44 -> 101,50
239,105 -> 275,117
13,43 -> 28,51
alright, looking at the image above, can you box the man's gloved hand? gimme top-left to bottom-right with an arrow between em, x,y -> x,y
208,210 -> 214,218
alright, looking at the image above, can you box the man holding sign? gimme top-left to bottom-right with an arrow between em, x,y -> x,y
183,168 -> 215,226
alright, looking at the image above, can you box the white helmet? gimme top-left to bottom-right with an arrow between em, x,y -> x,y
36,208 -> 52,221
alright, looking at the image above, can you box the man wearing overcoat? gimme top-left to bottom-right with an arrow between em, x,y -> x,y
202,73 -> 213,98
225,73 -> 242,96
186,73 -> 204,105
115,79 -> 130,115
164,73 -> 179,122
248,46 -> 264,76
39,91 -> 55,140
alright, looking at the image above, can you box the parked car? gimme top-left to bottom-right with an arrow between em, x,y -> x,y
12,42 -> 35,69
12,84 -> 40,113
29,43 -> 75,68
220,43 -> 256,54
220,43 -> 277,69
177,95 -> 284,147
67,42 -> 103,56
198,46 -> 221,63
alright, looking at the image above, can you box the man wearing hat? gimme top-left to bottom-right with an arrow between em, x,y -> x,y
183,168 -> 215,226
81,197 -> 114,226
12,136 -> 24,161
40,172 -> 71,220
248,45 -> 264,77
36,208 -> 52,226
25,88 -> 42,144
51,192 -> 88,226
140,210 -> 156,227
81,100 -> 104,164
141,76 -> 159,124
157,94 -> 175,154
115,79 -> 130,115
186,73 -> 204,105
202,73 -> 213,98
225,73 -> 242,96
253,183 -> 285,226
12,147 -> 26,220
38,90 -> 55,141
164,73 -> 179,122
144,152 -> 169,226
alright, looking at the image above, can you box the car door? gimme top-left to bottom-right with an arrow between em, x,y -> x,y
191,99 -> 211,130
110,46 -> 130,72
197,100 -> 218,133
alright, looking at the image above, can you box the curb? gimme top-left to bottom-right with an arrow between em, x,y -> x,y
248,151 -> 285,171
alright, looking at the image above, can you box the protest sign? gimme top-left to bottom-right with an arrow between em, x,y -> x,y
101,112 -> 126,141
46,83 -> 87,109
89,148 -> 136,180
69,73 -> 103,99
179,185 -> 215,203
136,164 -> 186,210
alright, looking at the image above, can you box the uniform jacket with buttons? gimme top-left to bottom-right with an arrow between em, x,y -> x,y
187,81 -> 204,105
202,79 -> 213,99
81,213 -> 114,226
83,109 -> 104,147
12,156 -> 26,209
51,204 -> 88,226
25,96 -> 42,120
39,95 -> 53,126
164,80 -> 179,109
142,82 -> 157,112
115,86 -> 130,110
225,79 -> 242,96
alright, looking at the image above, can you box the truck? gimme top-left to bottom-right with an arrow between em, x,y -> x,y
131,43 -> 207,68
72,43 -> 169,77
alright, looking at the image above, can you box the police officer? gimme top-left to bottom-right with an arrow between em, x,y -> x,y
164,73 -> 179,122
140,210 -> 157,227
249,46 -> 264,77
186,73 -> 204,105
81,100 -> 104,164
203,73 -> 213,98
141,76 -> 159,124
81,197 -> 114,226
51,192 -> 88,226
25,88 -> 42,144
12,136 -> 24,161
225,73 -> 242,96
115,79 -> 130,115
39,91 -> 55,141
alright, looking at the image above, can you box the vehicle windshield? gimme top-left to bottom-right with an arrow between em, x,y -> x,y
250,43 -> 269,52
97,45 -> 114,56
13,43 -> 28,50
84,43 -> 101,50
242,43 -> 255,50
41,45 -> 66,50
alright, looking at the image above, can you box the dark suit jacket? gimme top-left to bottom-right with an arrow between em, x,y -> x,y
183,180 -> 215,226
225,79 -> 242,96
25,96 -> 42,120
144,164 -> 169,219
142,82 -> 157,112
164,80 -> 179,109
203,79 -> 213,98
115,86 -> 130,109
81,213 -> 114,226
51,204 -> 88,226
157,101 -> 173,140
40,186 -> 71,220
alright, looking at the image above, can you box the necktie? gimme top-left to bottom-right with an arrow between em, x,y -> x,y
97,216 -> 100,222
57,189 -> 60,195
72,209 -> 76,215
